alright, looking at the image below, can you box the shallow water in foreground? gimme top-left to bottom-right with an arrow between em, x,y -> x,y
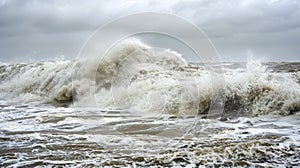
0,102 -> 299,167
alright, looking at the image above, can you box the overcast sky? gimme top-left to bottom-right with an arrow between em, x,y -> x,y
0,0 -> 300,62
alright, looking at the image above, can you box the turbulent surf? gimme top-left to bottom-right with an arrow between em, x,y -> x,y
1,41 -> 300,167
1,41 -> 300,116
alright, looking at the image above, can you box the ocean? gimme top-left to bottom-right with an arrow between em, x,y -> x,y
0,42 -> 300,167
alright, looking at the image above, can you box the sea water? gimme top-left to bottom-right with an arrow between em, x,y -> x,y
0,42 -> 300,167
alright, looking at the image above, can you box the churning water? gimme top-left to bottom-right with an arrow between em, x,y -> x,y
1,42 -> 300,167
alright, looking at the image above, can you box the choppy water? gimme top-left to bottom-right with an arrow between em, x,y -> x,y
1,42 -> 300,167
0,102 -> 299,167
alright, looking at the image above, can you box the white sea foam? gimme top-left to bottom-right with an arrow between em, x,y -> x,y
0,41 -> 300,116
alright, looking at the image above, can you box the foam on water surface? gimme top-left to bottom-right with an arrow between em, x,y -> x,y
0,102 -> 299,167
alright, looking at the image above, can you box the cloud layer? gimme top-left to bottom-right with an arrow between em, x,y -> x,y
0,0 -> 299,62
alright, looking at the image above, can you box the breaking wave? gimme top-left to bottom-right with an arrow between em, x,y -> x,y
0,41 -> 300,116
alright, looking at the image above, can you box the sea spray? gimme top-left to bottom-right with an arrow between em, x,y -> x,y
0,41 -> 300,116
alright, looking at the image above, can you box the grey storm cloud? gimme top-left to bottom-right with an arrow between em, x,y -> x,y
0,0 -> 300,62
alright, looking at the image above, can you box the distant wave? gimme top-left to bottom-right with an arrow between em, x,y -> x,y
1,41 -> 300,116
